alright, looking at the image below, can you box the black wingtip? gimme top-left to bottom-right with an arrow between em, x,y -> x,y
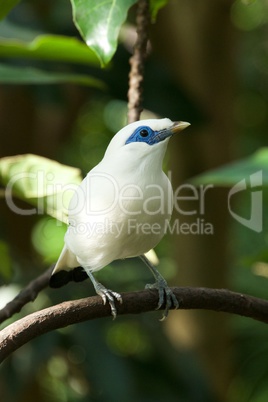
49,266 -> 89,288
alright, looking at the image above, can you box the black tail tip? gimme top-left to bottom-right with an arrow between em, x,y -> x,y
49,267 -> 88,288
49,270 -> 72,288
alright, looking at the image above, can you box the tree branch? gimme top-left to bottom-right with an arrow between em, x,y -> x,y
127,0 -> 150,123
1,287 -> 268,363
0,265 -> 54,325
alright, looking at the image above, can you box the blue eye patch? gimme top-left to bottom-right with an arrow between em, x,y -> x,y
125,126 -> 155,146
125,126 -> 164,146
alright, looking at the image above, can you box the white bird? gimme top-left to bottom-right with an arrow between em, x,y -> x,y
50,118 -> 190,319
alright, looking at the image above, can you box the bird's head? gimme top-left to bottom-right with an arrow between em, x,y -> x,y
104,118 -> 190,159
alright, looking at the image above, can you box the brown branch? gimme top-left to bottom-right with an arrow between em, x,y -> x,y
0,265 -> 54,325
1,287 -> 268,363
127,0 -> 150,123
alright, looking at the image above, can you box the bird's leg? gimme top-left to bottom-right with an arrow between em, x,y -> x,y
85,269 -> 122,319
140,255 -> 179,320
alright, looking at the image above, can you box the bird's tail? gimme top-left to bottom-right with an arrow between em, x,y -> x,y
49,245 -> 88,288
49,265 -> 88,288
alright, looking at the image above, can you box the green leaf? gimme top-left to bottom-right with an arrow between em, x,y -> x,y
0,154 -> 83,223
0,64 -> 105,87
150,0 -> 168,22
70,0 -> 137,66
191,148 -> 268,186
0,0 -> 20,20
0,34 -> 100,66
0,20 -> 39,41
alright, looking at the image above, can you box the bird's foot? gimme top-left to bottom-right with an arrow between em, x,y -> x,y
145,277 -> 179,320
85,270 -> 122,319
95,282 -> 122,319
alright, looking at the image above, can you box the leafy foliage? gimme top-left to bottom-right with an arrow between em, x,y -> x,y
0,34 -> 99,65
0,64 -> 105,87
0,154 -> 82,223
192,148 -> 268,186
70,0 -> 137,66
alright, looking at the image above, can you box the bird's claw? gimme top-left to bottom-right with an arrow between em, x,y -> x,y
96,285 -> 122,320
145,279 -> 179,320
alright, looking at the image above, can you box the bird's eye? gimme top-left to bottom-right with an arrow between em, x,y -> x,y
140,129 -> 149,137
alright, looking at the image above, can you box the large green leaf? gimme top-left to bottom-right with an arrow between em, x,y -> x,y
0,34 -> 100,65
191,148 -> 268,186
70,0 -> 137,66
0,64 -> 105,87
0,154 -> 83,223
0,0 -> 20,20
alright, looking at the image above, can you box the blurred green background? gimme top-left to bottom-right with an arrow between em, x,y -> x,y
1,0 -> 268,401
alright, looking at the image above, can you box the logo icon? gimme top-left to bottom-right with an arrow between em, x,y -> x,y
228,170 -> 263,232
